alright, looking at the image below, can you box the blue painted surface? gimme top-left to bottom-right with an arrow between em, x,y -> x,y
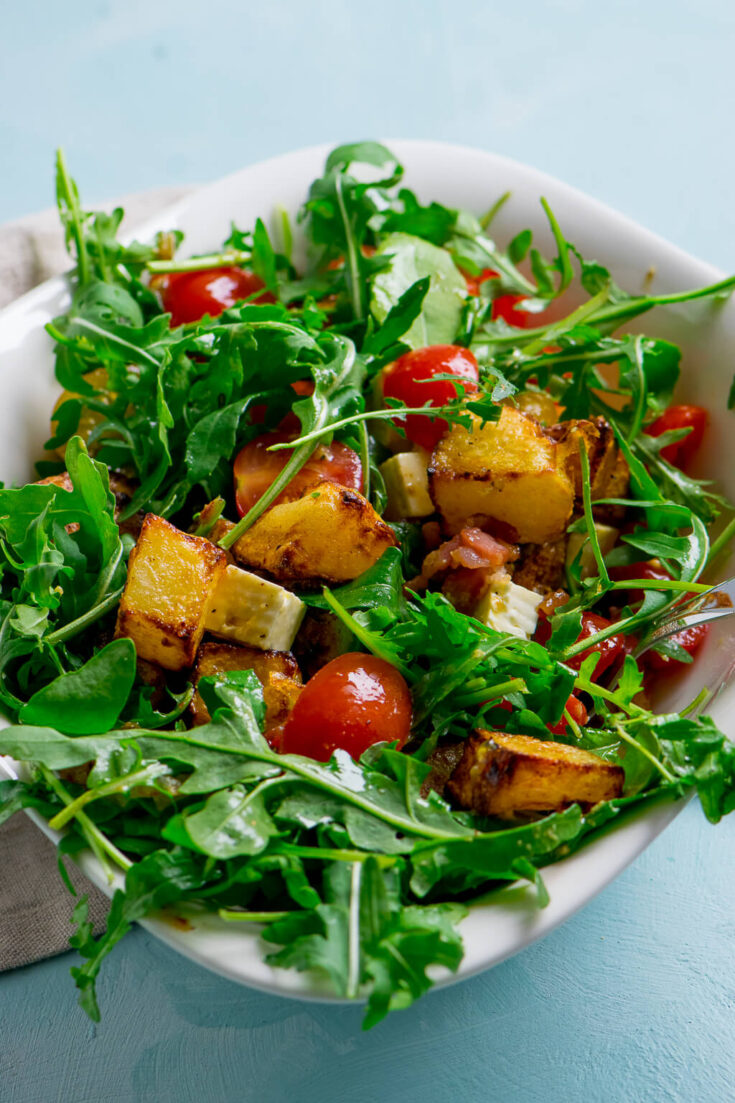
2,2 -> 735,1100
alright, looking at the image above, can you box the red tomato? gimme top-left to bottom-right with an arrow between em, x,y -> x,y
280,653 -> 413,761
565,613 -> 626,682
464,267 -> 532,328
647,404 -> 707,469
159,267 -> 275,326
547,693 -> 589,736
234,431 -> 363,516
646,623 -> 709,673
381,345 -> 480,450
609,560 -> 672,606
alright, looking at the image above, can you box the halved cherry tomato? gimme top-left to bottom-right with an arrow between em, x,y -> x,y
233,431 -> 363,516
647,404 -> 707,469
547,693 -> 589,736
464,267 -> 532,328
250,380 -> 315,428
159,267 -> 275,326
565,613 -> 626,681
381,345 -> 480,450
280,653 -> 413,761
646,623 -> 709,673
536,603 -> 625,683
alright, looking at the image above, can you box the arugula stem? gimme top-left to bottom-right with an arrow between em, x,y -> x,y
45,586 -> 124,647
705,512 -> 735,569
479,191 -> 511,230
278,843 -> 398,868
611,719 -> 676,783
321,587 -> 414,681
358,420 -> 371,503
39,766 -> 132,877
578,440 -> 609,584
55,149 -> 90,286
588,274 -> 735,328
132,728 -> 462,839
266,404 -> 457,453
48,766 -> 167,831
522,285 -> 611,359
218,909 -> 292,923
334,172 -> 364,319
147,250 -> 250,274
218,439 -> 316,546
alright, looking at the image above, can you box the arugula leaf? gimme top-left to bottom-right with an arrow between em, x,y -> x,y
19,639 -> 136,734
371,233 -> 468,349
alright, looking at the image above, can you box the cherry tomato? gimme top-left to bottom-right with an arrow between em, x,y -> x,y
609,560 -> 672,606
250,380 -> 315,428
536,603 -> 625,683
547,693 -> 589,736
647,404 -> 707,469
234,431 -> 363,516
565,613 -> 626,681
646,623 -> 709,673
464,267 -> 532,328
159,267 -> 275,326
280,653 -> 413,761
381,345 -> 480,451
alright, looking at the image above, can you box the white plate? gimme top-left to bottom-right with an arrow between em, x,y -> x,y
1,140 -> 734,1001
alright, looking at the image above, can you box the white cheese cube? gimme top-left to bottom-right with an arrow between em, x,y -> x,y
204,565 -> 305,651
474,580 -> 543,639
380,451 -> 434,520
566,524 -> 619,579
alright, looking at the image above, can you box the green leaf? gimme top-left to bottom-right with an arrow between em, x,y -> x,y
19,638 -> 136,734
169,783 -> 279,859
371,233 -> 467,349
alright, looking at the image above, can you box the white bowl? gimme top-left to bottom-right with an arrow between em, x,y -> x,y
1,140 -> 733,1001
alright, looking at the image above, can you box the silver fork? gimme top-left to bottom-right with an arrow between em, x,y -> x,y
635,576 -> 735,658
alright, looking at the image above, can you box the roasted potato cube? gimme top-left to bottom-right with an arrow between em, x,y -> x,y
428,406 -> 575,543
115,514 -> 227,671
204,565 -> 305,651
190,641 -> 302,728
448,729 -> 624,820
230,481 -> 398,584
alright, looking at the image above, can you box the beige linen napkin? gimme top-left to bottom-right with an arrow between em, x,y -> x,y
0,185 -> 191,968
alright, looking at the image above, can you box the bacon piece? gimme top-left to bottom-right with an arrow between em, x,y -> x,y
410,528 -> 518,606
420,527 -> 517,582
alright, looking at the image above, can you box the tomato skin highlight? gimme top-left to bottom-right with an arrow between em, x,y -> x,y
647,404 -> 707,469
280,653 -> 413,761
381,345 -> 480,451
159,266 -> 274,326
233,431 -> 363,517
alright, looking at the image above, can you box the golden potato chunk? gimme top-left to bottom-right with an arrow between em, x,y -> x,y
230,481 -> 398,584
115,514 -> 227,671
190,641 -> 302,729
428,406 -> 576,543
448,729 -> 624,820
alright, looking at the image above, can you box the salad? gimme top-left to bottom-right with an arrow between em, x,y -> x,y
1,141 -> 734,1029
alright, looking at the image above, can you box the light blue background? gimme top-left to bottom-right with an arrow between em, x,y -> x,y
2,3 -> 735,1101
